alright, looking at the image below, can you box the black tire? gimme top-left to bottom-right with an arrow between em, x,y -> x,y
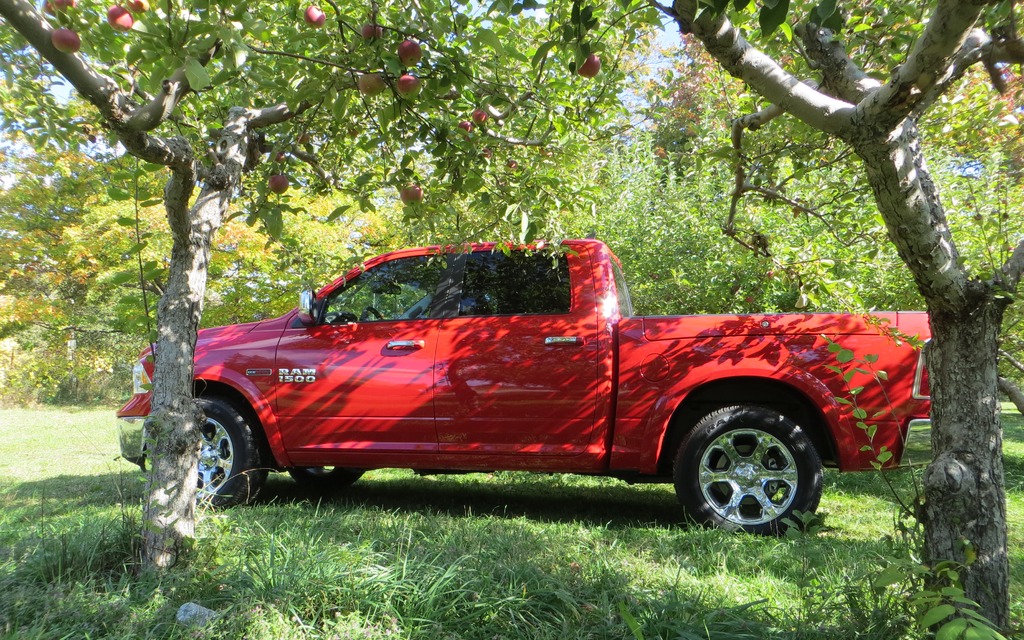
287,466 -> 364,488
196,397 -> 267,507
673,404 -> 822,535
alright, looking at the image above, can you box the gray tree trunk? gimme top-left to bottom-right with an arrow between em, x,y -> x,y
141,172 -> 223,568
855,132 -> 1010,628
923,303 -> 1009,626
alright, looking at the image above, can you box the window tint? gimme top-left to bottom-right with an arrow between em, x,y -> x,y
459,251 -> 571,316
322,256 -> 443,323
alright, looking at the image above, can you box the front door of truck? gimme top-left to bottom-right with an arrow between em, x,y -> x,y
433,248 -> 603,465
274,254 -> 447,465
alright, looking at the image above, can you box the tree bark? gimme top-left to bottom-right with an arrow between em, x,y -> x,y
854,131 -> 1010,628
923,303 -> 1009,628
141,170 -> 221,568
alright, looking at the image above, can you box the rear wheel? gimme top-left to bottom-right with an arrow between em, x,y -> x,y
287,466 -> 364,488
196,397 -> 266,507
673,404 -> 822,534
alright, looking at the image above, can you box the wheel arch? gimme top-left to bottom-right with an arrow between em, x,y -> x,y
656,377 -> 837,476
194,379 -> 281,470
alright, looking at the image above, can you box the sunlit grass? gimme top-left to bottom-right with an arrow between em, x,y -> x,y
0,406 -> 1020,638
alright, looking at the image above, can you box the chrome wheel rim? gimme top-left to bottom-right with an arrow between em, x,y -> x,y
698,428 -> 798,526
197,417 -> 234,500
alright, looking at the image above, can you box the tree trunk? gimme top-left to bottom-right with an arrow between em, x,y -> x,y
923,302 -> 1009,628
854,128 -> 1010,628
141,174 -> 225,568
138,109 -> 263,569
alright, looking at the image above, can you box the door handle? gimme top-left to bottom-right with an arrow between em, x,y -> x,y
387,339 -> 425,350
544,336 -> 585,346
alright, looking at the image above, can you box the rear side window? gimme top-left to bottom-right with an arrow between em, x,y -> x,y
458,251 -> 571,316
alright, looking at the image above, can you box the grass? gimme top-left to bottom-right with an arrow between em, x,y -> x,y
0,406 -> 1021,639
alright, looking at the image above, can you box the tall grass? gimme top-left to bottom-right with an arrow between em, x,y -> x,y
0,407 -> 1020,639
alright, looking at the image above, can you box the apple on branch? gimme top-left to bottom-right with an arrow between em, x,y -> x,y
471,109 -> 488,125
396,74 -> 420,98
577,53 -> 601,78
358,73 -> 387,96
126,0 -> 148,12
457,121 -> 474,135
50,28 -> 81,53
304,5 -> 326,27
268,174 -> 290,194
107,5 -> 134,31
397,39 -> 422,66
399,184 -> 423,204
361,23 -> 383,40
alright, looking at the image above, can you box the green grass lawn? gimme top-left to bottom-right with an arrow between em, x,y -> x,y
0,406 -> 1020,639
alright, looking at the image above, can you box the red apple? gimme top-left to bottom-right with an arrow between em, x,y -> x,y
304,5 -> 326,27
275,152 -> 287,162
43,1 -> 54,14
357,72 -> 386,96
577,53 -> 601,78
268,174 -> 290,194
361,23 -> 383,39
397,39 -> 422,66
53,0 -> 77,8
107,5 -> 133,30
399,184 -> 423,204
471,108 -> 488,125
506,160 -> 519,170
50,28 -> 80,53
396,74 -> 420,97
457,121 -> 473,135
126,0 -> 147,11
481,148 -> 493,159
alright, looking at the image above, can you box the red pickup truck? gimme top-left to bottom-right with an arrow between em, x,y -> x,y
117,239 -> 930,533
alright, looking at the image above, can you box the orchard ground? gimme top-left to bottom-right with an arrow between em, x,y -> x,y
0,406 -> 1021,639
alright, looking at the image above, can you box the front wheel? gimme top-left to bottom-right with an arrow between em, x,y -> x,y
196,397 -> 267,507
673,405 -> 822,535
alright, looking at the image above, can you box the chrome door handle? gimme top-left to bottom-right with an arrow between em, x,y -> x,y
387,339 -> 425,350
544,336 -> 584,346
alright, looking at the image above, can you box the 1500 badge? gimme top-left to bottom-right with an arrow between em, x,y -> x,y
279,368 -> 317,383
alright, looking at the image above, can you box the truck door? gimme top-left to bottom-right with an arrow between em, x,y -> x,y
433,248 -> 604,466
274,254 -> 448,465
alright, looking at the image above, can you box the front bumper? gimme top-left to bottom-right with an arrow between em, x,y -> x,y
117,416 -> 146,469
901,418 -> 932,466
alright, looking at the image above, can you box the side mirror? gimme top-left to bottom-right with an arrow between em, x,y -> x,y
297,290 -> 317,326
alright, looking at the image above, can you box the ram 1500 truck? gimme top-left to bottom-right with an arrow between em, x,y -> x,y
117,239 -> 931,533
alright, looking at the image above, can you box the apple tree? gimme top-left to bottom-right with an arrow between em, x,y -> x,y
0,0 -> 654,570
626,0 -> 1024,628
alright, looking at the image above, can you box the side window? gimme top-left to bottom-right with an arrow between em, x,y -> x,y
458,251 -> 571,316
322,256 -> 443,323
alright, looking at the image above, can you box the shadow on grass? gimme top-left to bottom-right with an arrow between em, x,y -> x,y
261,471 -> 686,530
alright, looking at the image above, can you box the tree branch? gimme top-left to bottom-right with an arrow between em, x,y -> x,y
796,24 -> 880,103
664,0 -> 856,135
0,0 -> 128,115
855,0 -> 989,130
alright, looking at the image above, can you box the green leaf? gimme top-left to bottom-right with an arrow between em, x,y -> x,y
327,205 -> 352,222
108,186 -> 132,201
758,0 -> 789,36
532,41 -> 556,68
476,28 -> 506,55
110,271 -> 137,285
836,348 -> 854,363
935,618 -> 968,640
920,604 -> 957,629
184,57 -> 211,91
